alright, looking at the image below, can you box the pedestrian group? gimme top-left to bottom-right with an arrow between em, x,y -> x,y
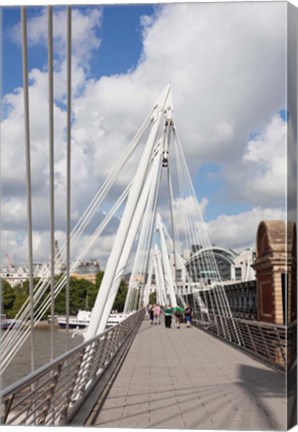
147,303 -> 193,329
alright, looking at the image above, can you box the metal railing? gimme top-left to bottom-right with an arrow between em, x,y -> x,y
1,308 -> 145,426
192,312 -> 296,371
185,290 -> 296,371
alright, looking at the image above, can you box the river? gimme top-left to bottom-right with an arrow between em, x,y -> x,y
1,327 -> 84,390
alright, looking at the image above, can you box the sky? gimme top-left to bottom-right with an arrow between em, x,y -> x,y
1,1 -> 292,267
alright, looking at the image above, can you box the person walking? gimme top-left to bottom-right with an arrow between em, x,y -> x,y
153,304 -> 161,325
164,305 -> 173,328
148,304 -> 154,325
184,304 -> 193,328
174,305 -> 184,329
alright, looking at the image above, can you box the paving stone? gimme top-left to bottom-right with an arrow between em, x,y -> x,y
94,319 -> 286,430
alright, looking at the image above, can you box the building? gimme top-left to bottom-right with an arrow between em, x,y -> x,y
1,262 -> 63,287
183,246 -> 255,283
71,260 -> 100,284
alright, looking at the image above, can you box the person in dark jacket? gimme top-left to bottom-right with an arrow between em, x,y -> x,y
184,305 -> 193,328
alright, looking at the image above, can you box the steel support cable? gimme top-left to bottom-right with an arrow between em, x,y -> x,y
1,183 -> 132,367
21,7 -> 35,374
86,104 -> 170,338
174,130 -> 239,343
0,178 -> 132,364
167,164 -> 179,298
176,135 -> 226,334
0,181 -> 132,373
126,152 -> 161,306
129,157 -> 163,311
139,154 -> 163,299
172,139 -> 195,300
66,5 -> 72,351
173,131 -> 217,325
1,117 -> 151,360
2,101 -> 162,369
58,114 -> 153,254
4,107 -> 152,334
125,153 -> 163,311
175,133 -> 215,289
160,218 -> 186,307
30,181 -> 132,319
48,6 -> 55,361
104,152 -> 163,319
173,134 -> 198,277
142,250 -> 154,306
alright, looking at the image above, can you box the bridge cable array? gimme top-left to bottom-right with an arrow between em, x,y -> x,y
1,10 -> 241,373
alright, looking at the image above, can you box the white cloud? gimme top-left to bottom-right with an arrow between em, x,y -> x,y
2,3 -> 289,265
207,206 -> 286,251
221,113 -> 287,207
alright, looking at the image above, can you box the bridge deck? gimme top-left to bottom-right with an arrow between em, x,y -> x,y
92,318 -> 286,430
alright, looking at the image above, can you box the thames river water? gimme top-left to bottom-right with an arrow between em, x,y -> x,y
1,327 -> 84,389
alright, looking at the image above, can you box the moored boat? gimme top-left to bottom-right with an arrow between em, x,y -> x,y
55,310 -> 130,330
1,314 -> 22,330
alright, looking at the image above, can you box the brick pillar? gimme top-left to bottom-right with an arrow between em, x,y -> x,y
252,221 -> 287,324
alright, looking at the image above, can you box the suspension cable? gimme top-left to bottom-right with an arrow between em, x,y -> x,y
48,6 -> 55,361
21,6 -> 35,374
1,114 -> 151,368
0,181 -> 132,373
65,5 -> 72,351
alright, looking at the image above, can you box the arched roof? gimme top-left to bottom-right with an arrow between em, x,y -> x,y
185,246 -> 237,266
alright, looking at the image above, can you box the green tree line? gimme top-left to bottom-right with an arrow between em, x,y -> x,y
1,271 -> 128,319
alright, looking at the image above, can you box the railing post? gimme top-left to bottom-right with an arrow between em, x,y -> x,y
38,363 -> 63,424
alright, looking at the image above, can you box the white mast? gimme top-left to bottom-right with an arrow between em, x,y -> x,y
156,214 -> 177,307
85,85 -> 173,340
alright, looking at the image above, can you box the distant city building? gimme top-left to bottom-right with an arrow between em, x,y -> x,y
0,262 -> 63,287
71,260 -> 100,284
1,245 -> 100,287
231,248 -> 256,282
182,245 -> 256,284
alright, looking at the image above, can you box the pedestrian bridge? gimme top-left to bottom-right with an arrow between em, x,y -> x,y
2,7 -> 296,429
79,318 -> 287,430
1,312 -> 289,430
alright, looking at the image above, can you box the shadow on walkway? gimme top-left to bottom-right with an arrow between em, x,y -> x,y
237,364 -> 285,430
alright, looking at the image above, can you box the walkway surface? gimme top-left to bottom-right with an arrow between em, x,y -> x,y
94,318 -> 286,430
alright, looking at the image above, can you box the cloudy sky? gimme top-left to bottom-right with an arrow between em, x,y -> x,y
1,2 -> 289,267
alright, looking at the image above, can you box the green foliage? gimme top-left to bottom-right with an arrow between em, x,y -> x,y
149,291 -> 157,305
54,277 -> 98,315
113,279 -> 128,312
2,270 -> 129,318
1,279 -> 16,318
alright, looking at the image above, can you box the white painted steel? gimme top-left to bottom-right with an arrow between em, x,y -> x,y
85,85 -> 173,340
156,214 -> 177,307
97,152 -> 162,334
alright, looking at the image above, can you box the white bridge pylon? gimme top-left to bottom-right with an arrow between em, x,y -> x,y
1,86 -> 241,375
85,85 -> 174,339
85,85 -> 240,346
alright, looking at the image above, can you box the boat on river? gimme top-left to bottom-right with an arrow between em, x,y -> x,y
1,314 -> 22,330
55,310 -> 130,330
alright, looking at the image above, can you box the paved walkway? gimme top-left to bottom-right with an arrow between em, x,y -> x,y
94,318 -> 286,430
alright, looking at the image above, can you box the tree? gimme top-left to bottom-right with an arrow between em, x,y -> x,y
149,291 -> 157,305
54,277 -> 98,315
113,279 -> 128,312
95,270 -> 104,287
1,279 -> 15,318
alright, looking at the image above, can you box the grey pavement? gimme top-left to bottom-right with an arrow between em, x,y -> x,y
94,318 -> 286,430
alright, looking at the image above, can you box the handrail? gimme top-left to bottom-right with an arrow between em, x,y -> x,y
192,312 -> 296,371
185,291 -> 296,371
1,308 -> 145,425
